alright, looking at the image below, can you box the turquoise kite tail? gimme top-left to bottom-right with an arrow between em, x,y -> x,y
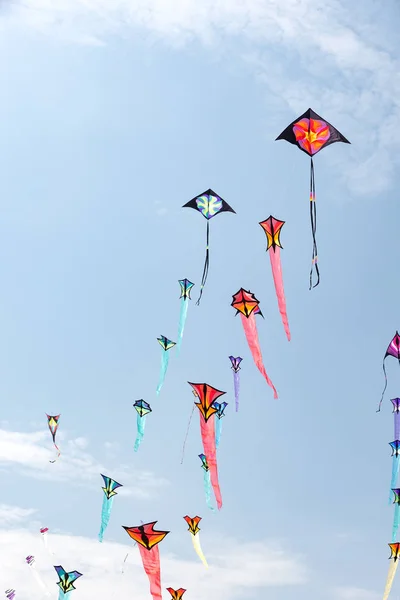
177,298 -> 189,356
98,495 -> 114,542
215,419 -> 222,449
156,351 -> 169,395
392,504 -> 400,542
204,471 -> 215,512
134,414 -> 146,452
59,591 -> 70,600
389,457 -> 400,504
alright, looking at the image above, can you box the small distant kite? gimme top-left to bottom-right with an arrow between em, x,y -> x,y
183,188 -> 235,305
166,589 -> 186,600
123,521 -> 169,600
389,441 -> 400,507
198,453 -> 214,511
229,356 -> 242,412
26,556 -> 50,597
46,414 -> 61,463
177,279 -> 194,353
189,382 -> 224,509
392,488 -> 400,542
133,400 -> 152,452
184,515 -> 208,568
54,566 -> 82,600
212,400 -> 228,449
378,332 -> 400,412
156,335 -> 176,396
231,288 -> 278,398
98,474 -> 123,542
383,543 -> 400,600
259,216 -> 291,341
276,108 -> 350,289
40,526 -> 54,556
5,591 -> 15,600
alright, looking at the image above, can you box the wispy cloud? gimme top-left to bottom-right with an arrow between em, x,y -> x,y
0,504 -> 37,525
0,524 -> 309,599
0,428 -> 168,497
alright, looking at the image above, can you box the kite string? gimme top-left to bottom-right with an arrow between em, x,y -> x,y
196,220 -> 210,305
309,157 -> 320,289
377,360 -> 388,412
181,404 -> 195,464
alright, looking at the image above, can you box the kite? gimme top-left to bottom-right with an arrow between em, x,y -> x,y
392,488 -> 400,542
133,400 -> 152,452
40,526 -> 55,556
156,335 -> 176,396
123,522 -> 169,600
54,566 -> 82,600
198,453 -> 214,511
259,216 -> 291,341
184,515 -> 208,568
189,382 -> 224,509
389,441 -> 400,506
46,414 -> 61,463
177,279 -> 194,354
98,474 -> 123,542
378,333 -> 400,412
231,288 -> 278,398
26,556 -> 51,597
5,591 -> 15,600
212,400 -> 228,449
383,543 -> 400,600
276,108 -> 350,289
166,589 -> 186,600
182,188 -> 235,305
229,356 -> 242,412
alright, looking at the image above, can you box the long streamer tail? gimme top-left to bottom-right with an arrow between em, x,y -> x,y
392,504 -> 400,543
215,418 -> 222,449
269,247 -> 291,341
196,220 -> 210,305
200,415 -> 222,509
156,351 -> 170,396
240,313 -> 278,399
28,564 -> 51,597
378,360 -> 388,412
309,157 -> 320,289
203,471 -> 215,512
389,457 -> 400,505
192,533 -> 208,568
383,559 -> 398,600
177,298 -> 189,355
138,544 -> 163,600
134,414 -> 146,452
233,371 -> 240,412
49,441 -> 61,463
98,496 -> 114,542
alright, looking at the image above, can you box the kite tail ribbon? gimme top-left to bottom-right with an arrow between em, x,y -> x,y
49,439 -> 61,464
98,495 -> 114,542
196,220 -> 210,306
389,457 -> 400,505
58,591 -> 70,600
240,313 -> 278,399
177,297 -> 189,355
392,504 -> 400,543
378,361 -> 388,413
137,544 -> 163,600
134,414 -> 146,452
383,558 -> 398,600
192,533 -> 208,568
156,351 -> 170,396
200,415 -> 222,510
233,370 -> 240,412
203,470 -> 215,511
269,246 -> 291,341
215,418 -> 222,449
309,157 -> 320,290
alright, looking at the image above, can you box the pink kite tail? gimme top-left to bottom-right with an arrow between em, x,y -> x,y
138,544 -> 162,600
200,415 -> 222,509
240,313 -> 278,399
269,247 -> 291,341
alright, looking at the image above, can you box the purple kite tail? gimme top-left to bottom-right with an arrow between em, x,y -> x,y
233,371 -> 240,412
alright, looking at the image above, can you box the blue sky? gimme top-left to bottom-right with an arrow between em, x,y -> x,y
0,1 -> 399,599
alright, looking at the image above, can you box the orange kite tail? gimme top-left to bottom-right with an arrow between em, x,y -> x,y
199,415 -> 222,510
240,312 -> 278,398
137,544 -> 163,600
269,247 -> 291,341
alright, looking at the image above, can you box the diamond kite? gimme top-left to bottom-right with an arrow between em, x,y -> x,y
229,356 -> 242,412
46,414 -> 61,463
156,335 -> 176,396
133,400 -> 152,452
177,279 -> 194,354
98,474 -> 123,542
378,332 -> 400,412
184,515 -> 208,568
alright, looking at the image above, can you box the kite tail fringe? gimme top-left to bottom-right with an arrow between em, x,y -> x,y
138,544 -> 163,600
240,313 -> 278,399
392,504 -> 400,543
383,558 -> 398,600
215,418 -> 222,449
134,414 -> 146,452
203,470 -> 215,512
200,416 -> 222,509
177,297 -> 189,355
49,441 -> 61,464
378,360 -> 388,412
269,247 -> 291,341
98,495 -> 114,542
233,370 -> 240,412
309,157 -> 320,290
196,220 -> 210,306
192,533 -> 208,568
156,351 -> 170,396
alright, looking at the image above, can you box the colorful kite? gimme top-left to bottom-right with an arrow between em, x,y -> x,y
383,543 -> 400,600
229,356 -> 242,412
40,526 -> 55,556
231,288 -> 278,398
189,382 -> 224,509
26,556 -> 50,597
198,453 -> 214,511
378,333 -> 400,412
392,488 -> 400,542
46,414 -> 61,463
212,400 -> 228,449
184,516 -> 208,568
54,566 -> 82,600
182,188 -> 235,304
122,522 -> 169,600
259,216 -> 291,341
177,279 -> 194,354
276,108 -> 350,289
98,474 -> 123,542
133,400 -> 152,452
5,591 -> 15,600
156,335 -> 176,396
389,442 -> 400,506
166,589 -> 186,600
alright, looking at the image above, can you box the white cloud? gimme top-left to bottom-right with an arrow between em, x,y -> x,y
0,428 -> 168,498
0,524 -> 308,599
333,587 -> 380,600
0,504 -> 37,525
